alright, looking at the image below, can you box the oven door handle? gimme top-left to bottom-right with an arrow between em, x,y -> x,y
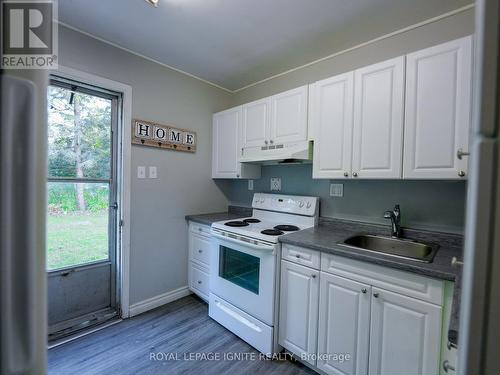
211,231 -> 275,252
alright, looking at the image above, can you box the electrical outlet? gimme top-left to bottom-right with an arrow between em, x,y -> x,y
270,177 -> 281,191
137,166 -> 146,179
330,183 -> 344,197
149,166 -> 157,179
248,180 -> 254,190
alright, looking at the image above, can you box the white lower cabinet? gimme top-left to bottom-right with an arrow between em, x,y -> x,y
317,272 -> 371,375
188,221 -> 212,301
278,247 -> 445,375
279,260 -> 319,365
368,287 -> 442,375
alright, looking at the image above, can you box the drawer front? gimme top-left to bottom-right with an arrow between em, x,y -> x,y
321,253 -> 443,305
190,233 -> 212,267
190,263 -> 209,300
282,243 -> 320,269
189,222 -> 211,237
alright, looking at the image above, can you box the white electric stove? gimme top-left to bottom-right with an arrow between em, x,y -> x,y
209,193 -> 319,355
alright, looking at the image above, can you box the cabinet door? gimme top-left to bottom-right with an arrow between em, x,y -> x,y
317,272 -> 371,375
368,288 -> 442,375
212,107 -> 241,178
404,36 -> 472,179
270,85 -> 308,145
352,56 -> 405,178
312,72 -> 354,179
279,260 -> 319,365
241,98 -> 270,148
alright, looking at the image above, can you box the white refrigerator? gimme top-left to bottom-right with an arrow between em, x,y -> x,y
1,69 -> 49,374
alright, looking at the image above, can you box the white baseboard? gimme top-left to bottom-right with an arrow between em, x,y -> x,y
128,286 -> 192,317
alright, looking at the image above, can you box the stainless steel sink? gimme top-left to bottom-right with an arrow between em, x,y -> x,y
338,234 -> 439,263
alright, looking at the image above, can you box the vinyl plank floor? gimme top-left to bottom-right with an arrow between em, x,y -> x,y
48,295 -> 317,375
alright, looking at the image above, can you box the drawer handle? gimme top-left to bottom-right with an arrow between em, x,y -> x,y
198,228 -> 202,232
361,288 -> 367,294
373,293 -> 379,298
198,249 -> 203,253
295,254 -> 300,258
197,280 -> 202,284
311,274 -> 316,279
443,360 -> 456,373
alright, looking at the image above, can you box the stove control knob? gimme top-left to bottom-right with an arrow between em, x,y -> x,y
299,201 -> 305,208
306,201 -> 312,209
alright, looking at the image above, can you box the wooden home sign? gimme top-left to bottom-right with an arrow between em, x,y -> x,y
132,119 -> 197,153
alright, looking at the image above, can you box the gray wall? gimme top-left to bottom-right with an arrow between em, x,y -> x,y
222,9 -> 474,234
222,164 -> 466,234
231,9 -> 474,104
58,26 -> 232,305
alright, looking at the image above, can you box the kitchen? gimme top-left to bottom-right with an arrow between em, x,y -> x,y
0,0 -> 499,375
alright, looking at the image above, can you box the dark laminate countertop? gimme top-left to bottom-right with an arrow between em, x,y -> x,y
279,217 -> 463,345
185,205 -> 252,226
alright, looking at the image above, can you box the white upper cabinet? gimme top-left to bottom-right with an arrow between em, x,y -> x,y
317,272 -> 371,375
241,97 -> 271,148
312,72 -> 354,179
368,288 -> 442,375
212,107 -> 261,179
240,85 -> 309,161
352,56 -> 405,179
270,85 -> 308,144
404,36 -> 472,179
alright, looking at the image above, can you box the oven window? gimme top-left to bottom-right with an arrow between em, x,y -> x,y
219,246 -> 260,295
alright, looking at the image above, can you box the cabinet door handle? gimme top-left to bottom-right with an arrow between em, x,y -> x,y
373,293 -> 379,298
264,140 -> 269,145
344,172 -> 349,177
352,172 -> 358,177
270,140 -> 274,144
197,280 -> 202,284
198,249 -> 203,253
458,170 -> 466,177
311,274 -> 316,279
295,254 -> 301,258
361,288 -> 367,294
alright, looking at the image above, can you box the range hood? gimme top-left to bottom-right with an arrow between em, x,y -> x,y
239,140 -> 313,164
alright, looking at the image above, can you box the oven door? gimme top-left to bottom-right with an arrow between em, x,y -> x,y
210,233 -> 277,325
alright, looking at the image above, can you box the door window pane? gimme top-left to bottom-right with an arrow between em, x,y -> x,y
219,246 -> 260,294
47,86 -> 112,179
47,182 -> 109,270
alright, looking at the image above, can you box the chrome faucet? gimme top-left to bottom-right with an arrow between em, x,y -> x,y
384,204 -> 401,238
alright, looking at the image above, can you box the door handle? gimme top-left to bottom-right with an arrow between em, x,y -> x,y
110,202 -> 118,210
457,148 -> 470,160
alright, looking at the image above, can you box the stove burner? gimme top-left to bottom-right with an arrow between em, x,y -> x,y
243,218 -> 261,223
261,229 -> 284,236
224,221 -> 249,227
274,225 -> 300,232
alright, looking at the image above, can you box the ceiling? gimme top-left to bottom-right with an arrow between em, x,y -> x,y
59,0 -> 471,91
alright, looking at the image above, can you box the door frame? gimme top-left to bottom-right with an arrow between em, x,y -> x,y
51,65 -> 132,318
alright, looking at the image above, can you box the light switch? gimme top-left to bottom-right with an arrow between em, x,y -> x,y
248,180 -> 254,191
149,166 -> 157,179
137,166 -> 146,179
270,177 -> 281,191
330,183 -> 344,197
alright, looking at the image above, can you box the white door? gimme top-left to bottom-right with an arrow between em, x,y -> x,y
212,107 -> 241,178
312,72 -> 354,179
270,85 -> 308,145
368,288 -> 442,375
278,260 -> 319,365
241,98 -> 270,148
352,56 -> 405,179
317,272 -> 371,375
404,36 -> 472,179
